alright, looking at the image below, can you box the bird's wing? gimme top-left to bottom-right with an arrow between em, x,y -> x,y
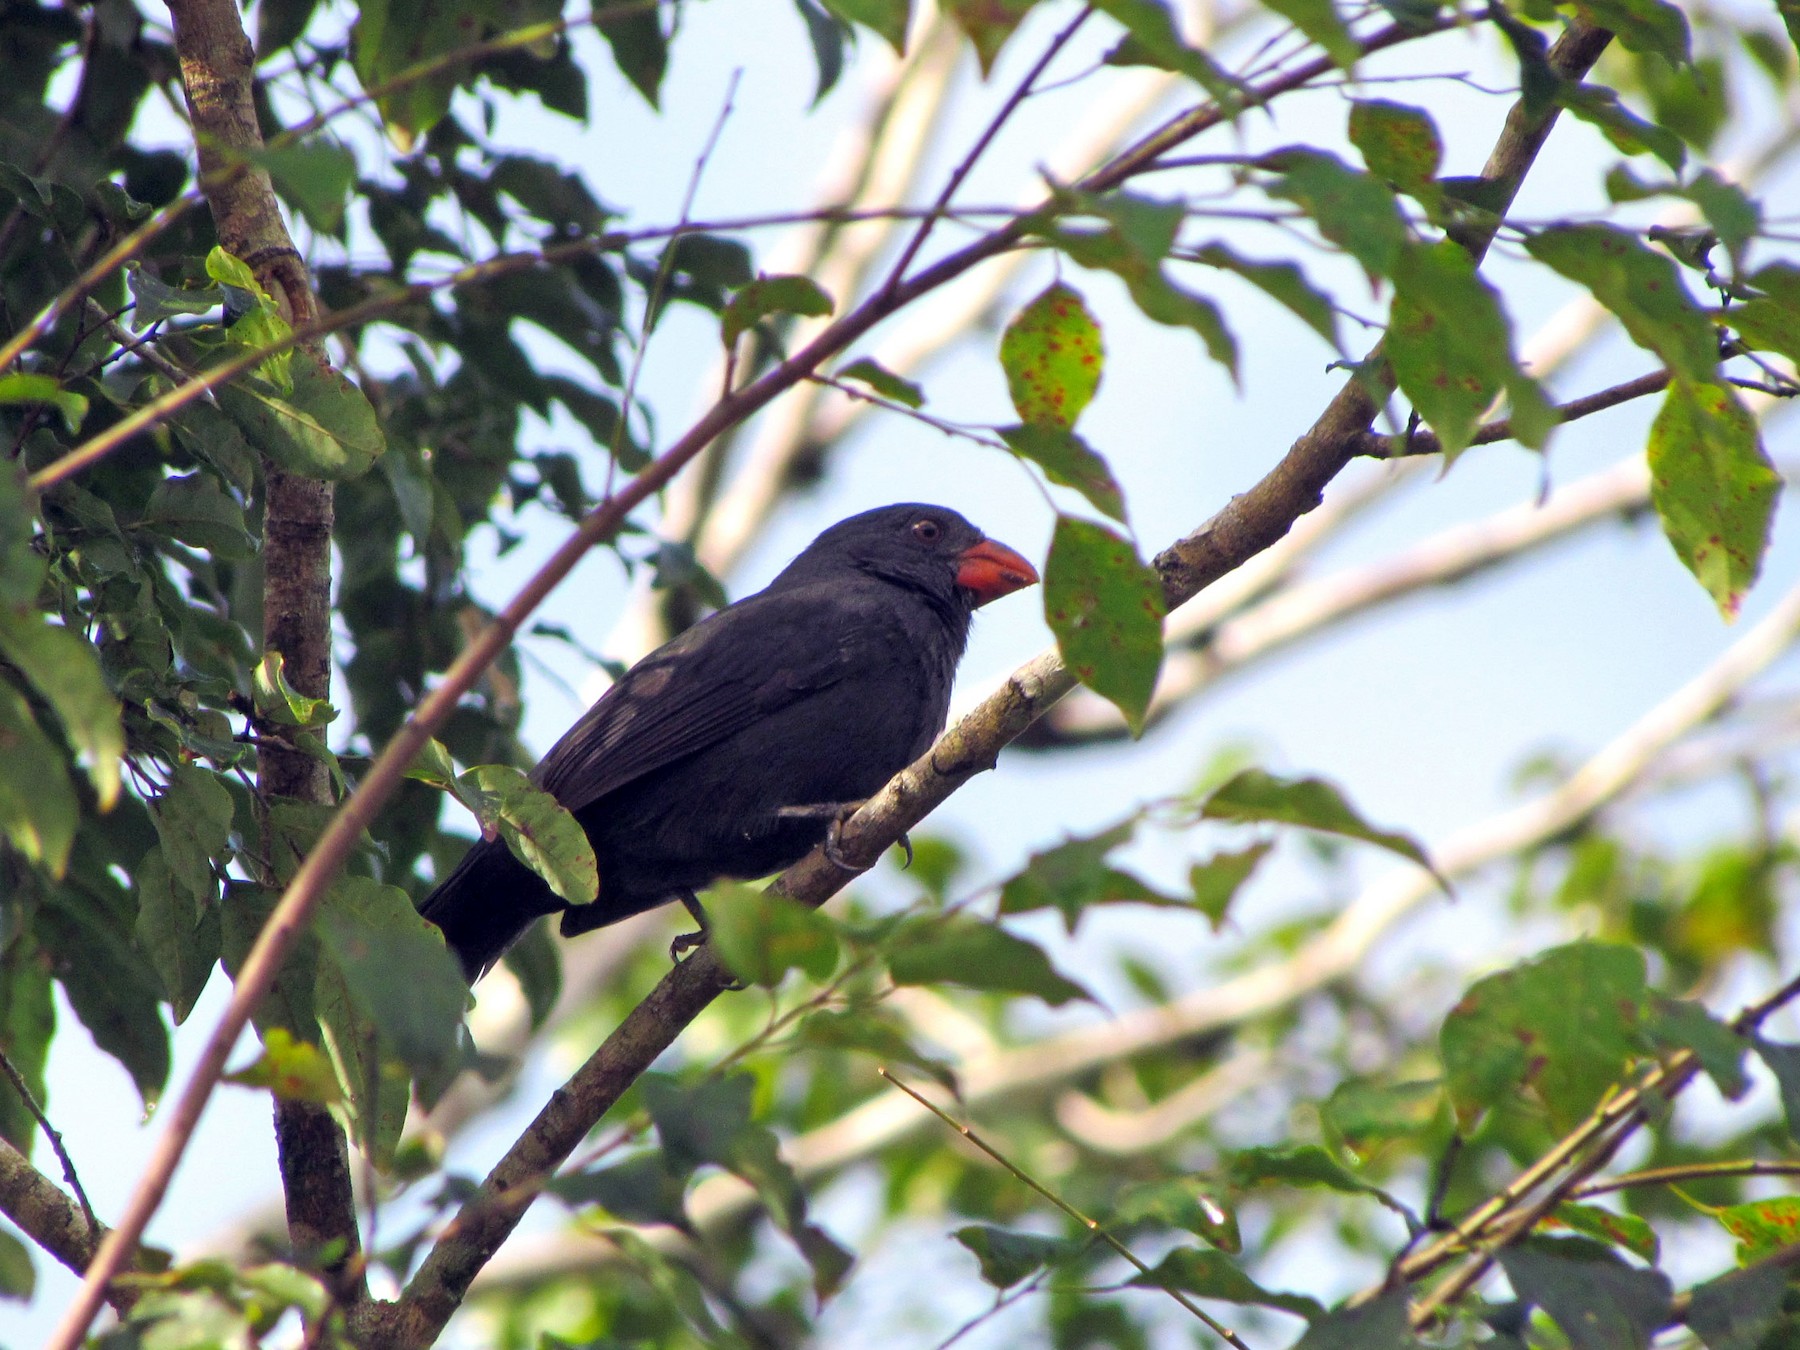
531,584 -> 869,814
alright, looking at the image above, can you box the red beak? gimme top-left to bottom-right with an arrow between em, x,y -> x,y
955,537 -> 1039,607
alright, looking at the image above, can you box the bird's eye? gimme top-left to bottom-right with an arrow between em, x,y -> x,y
912,519 -> 941,543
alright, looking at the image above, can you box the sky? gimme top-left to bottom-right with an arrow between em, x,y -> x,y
11,0 -> 1800,1345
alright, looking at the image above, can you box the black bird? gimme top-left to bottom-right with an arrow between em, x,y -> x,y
419,503 -> 1039,979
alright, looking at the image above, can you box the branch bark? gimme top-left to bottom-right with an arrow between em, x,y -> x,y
171,0 -> 363,1308
0,1138 -> 126,1309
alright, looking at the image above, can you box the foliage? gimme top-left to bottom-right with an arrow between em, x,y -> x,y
0,0 -> 1796,1346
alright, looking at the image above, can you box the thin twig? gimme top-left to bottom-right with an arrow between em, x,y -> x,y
883,6 -> 1093,291
609,69 -> 742,501
1568,1159 -> 1800,1200
0,1045 -> 97,1233
877,1069 -> 1253,1350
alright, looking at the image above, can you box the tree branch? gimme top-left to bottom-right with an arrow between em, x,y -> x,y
0,1137 -> 124,1309
166,0 -> 364,1306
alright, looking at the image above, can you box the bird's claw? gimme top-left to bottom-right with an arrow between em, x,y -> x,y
669,890 -> 747,989
823,813 -> 858,872
896,832 -> 913,869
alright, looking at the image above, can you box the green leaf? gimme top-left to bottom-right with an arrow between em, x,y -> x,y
999,425 -> 1126,524
1225,1143 -> 1412,1220
1349,100 -> 1442,206
0,372 -> 87,432
1038,193 -> 1239,377
219,881 -> 320,1044
1574,0 -> 1690,62
1291,1291 -> 1415,1349
1189,243 -> 1341,350
640,1071 -> 847,1295
315,876 -> 467,1078
402,736 -> 460,789
998,817 -> 1187,932
1440,941 -> 1648,1131
954,1225 -> 1085,1288
0,937 -> 53,1154
38,888 -> 170,1110
1525,224 -> 1718,382
142,472 -> 255,561
0,678 -> 76,875
1551,1203 -> 1659,1263
709,882 -> 839,986
458,764 -> 599,905
214,350 -> 386,481
314,952 -> 409,1167
1646,379 -> 1778,620
838,356 -> 923,408
1560,84 -> 1687,171
721,274 -> 834,348
1715,1197 -> 1800,1264
1498,1238 -> 1673,1350
1388,240 -> 1527,459
1043,515 -> 1164,735
1263,0 -> 1358,66
943,0 -> 1036,73
252,139 -> 356,234
1113,1179 -> 1241,1251
821,0 -> 911,51
1188,842 -> 1272,929
1752,1038 -> 1800,1145
168,400 -> 256,493
1091,0 -> 1244,105
1727,298 -> 1800,365
203,247 -> 270,304
0,609 -> 123,809
1128,1247 -> 1322,1319
1000,282 -> 1104,429
797,1008 -> 958,1094
599,3 -> 668,106
794,0 -> 849,101
1261,148 -> 1408,280
125,264 -> 224,329
548,1152 -> 692,1229
134,850 -> 218,1023
499,919 -> 561,1032
1200,769 -> 1441,882
351,0 -> 460,143
252,651 -> 337,730
1644,997 -> 1748,1099
1323,1079 -> 1442,1159
0,1228 -> 33,1301
886,915 -> 1093,1006
1686,1260 -> 1789,1350
223,1027 -> 342,1104
0,461 -> 44,608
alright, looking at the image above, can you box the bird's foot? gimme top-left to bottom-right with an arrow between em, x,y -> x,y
780,801 -> 911,871
670,891 -> 710,962
669,891 -> 747,989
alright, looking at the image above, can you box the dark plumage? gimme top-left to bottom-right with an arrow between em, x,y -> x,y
419,503 -> 1039,979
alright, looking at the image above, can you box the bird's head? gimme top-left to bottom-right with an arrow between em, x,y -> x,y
783,504 -> 1039,610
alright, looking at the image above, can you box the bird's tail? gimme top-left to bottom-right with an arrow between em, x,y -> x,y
418,838 -> 564,982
